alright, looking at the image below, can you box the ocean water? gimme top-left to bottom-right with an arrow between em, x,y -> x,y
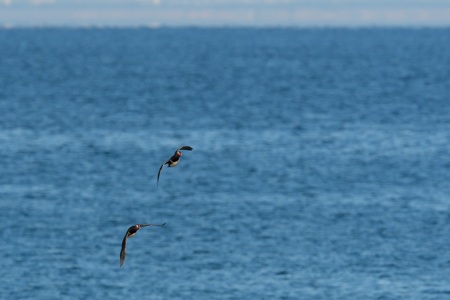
1,28 -> 450,299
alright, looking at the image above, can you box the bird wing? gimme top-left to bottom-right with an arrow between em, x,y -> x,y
120,232 -> 129,267
157,161 -> 168,187
175,145 -> 193,154
139,223 -> 166,227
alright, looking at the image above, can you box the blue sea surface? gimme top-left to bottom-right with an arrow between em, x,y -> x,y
1,28 -> 450,299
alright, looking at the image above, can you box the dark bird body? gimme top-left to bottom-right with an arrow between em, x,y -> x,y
157,145 -> 193,187
120,223 -> 165,267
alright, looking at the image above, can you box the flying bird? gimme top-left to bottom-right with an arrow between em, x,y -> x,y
157,145 -> 193,187
120,223 -> 166,267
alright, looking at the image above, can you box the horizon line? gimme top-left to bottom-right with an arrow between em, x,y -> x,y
2,23 -> 450,29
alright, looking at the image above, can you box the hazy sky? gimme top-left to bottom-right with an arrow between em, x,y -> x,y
1,0 -> 450,27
